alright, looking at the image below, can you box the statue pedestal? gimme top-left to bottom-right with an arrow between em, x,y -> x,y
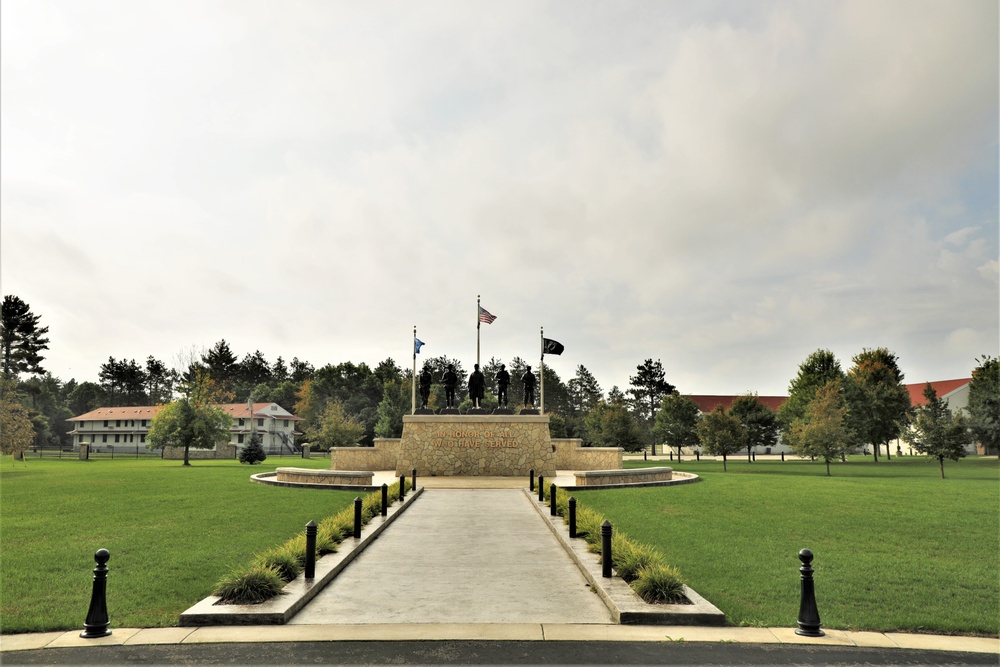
396,414 -> 555,477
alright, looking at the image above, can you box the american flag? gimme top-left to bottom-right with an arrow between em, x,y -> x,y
478,306 -> 497,324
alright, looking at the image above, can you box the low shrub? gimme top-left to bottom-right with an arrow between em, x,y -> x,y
214,563 -> 285,604
633,564 -> 686,604
256,544 -> 303,582
613,538 -> 661,583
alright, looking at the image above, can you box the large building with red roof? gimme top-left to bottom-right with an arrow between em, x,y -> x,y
68,402 -> 302,455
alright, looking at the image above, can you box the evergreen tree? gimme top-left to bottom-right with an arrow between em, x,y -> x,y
239,431 -> 267,464
1,296 -> 50,378
627,359 -> 675,426
905,383 -> 972,478
568,365 -> 603,414
374,379 -> 410,438
202,340 -> 239,396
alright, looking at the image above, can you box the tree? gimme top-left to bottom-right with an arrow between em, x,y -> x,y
583,401 -> 644,451
779,349 -> 845,449
236,350 -> 271,399
238,431 -> 267,465
568,365 -> 603,414
0,379 -> 34,458
628,359 -> 676,426
787,381 -> 853,476
374,379 -> 410,439
145,356 -> 176,404
844,348 -> 910,461
1,296 -> 50,378
905,383 -> 972,478
653,392 -> 701,458
308,400 -> 365,450
967,355 -> 999,455
729,393 -> 779,462
68,381 -> 107,416
202,340 -> 239,396
98,357 -> 147,406
19,374 -> 73,450
147,396 -> 233,466
697,406 -> 743,471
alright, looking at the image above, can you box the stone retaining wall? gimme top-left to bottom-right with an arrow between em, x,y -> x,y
163,444 -> 236,460
276,468 -> 373,486
574,466 -> 673,486
552,439 -> 622,470
330,439 -> 399,471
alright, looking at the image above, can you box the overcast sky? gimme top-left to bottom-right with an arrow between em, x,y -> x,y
2,0 -> 997,397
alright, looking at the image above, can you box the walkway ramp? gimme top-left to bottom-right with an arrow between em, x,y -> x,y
290,489 -> 612,625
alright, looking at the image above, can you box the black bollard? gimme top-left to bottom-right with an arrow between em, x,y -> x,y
538,475 -> 545,502
569,497 -> 577,538
399,474 -> 405,501
601,521 -> 613,578
381,483 -> 388,517
81,549 -> 112,638
550,483 -> 558,516
643,451 -> 647,461
304,521 -> 317,579
412,468 -> 417,492
696,451 -> 701,462
752,450 -> 756,461
795,549 -> 824,637
781,451 -> 785,462
529,469 -> 535,491
353,497 -> 362,538
669,451 -> 673,461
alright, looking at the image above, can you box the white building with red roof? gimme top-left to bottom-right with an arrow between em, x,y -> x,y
68,402 -> 303,455
894,378 -> 976,455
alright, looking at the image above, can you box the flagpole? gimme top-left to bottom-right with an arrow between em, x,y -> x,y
412,326 -> 417,415
540,327 -> 545,415
476,294 -> 481,368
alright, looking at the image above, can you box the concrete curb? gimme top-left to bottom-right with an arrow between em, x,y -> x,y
178,487 -> 425,625
524,488 -> 726,626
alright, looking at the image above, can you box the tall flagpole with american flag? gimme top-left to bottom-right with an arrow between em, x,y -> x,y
477,295 -> 497,367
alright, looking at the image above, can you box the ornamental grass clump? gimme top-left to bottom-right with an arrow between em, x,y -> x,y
633,564 -> 686,604
612,537 -> 662,583
214,563 -> 286,604
257,544 -> 302,582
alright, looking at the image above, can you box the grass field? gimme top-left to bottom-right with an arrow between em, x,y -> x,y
1,455 -> 997,636
578,455 -> 999,636
0,456 -> 353,633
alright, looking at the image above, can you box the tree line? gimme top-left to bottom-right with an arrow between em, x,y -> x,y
1,295 -> 997,469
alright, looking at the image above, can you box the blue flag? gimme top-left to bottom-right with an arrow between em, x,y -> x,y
414,338 -> 425,355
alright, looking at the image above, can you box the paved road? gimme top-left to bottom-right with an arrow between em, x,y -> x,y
290,489 -> 612,625
5,640 -> 996,665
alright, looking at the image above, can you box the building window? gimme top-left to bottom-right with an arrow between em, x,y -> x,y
141,420 -> 147,427
238,418 -> 245,426
104,420 -> 109,427
284,420 -> 289,427
116,420 -> 121,427
257,419 -> 264,427
115,434 -> 120,443
238,434 -> 245,444
102,435 -> 108,443
140,434 -> 146,443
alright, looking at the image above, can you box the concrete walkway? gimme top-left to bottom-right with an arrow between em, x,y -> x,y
290,489 -> 613,625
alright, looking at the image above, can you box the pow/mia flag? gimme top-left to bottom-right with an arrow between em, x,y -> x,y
542,338 -> 564,355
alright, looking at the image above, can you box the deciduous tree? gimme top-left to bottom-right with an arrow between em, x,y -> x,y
653,392 -> 701,458
779,349 -> 844,446
905,383 -> 972,478
729,393 -> 779,462
787,381 -> 852,476
147,394 -> 233,466
1,379 -> 34,458
967,355 -> 999,455
697,406 -> 743,471
1,296 -> 50,378
844,348 -> 910,461
584,401 -> 644,452
308,400 -> 365,450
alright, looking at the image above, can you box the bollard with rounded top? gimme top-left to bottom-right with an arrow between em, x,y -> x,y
529,469 -> 535,491
411,468 -> 417,492
795,549 -> 824,637
568,497 -> 577,538
537,475 -> 545,501
696,451 -> 701,462
601,521 -> 613,578
781,452 -> 785,462
549,483 -> 557,516
381,483 -> 388,517
353,497 -> 363,538
304,521 -> 317,579
643,451 -> 647,461
81,549 -> 112,638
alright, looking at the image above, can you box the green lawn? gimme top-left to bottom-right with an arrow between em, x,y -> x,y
577,456 -> 999,636
0,456 -> 354,633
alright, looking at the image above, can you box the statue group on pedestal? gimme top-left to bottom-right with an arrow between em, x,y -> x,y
416,362 -> 537,412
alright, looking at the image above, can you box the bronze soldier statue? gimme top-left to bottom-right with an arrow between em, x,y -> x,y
468,364 -> 485,408
521,366 -> 537,407
495,364 -> 510,408
442,364 -> 458,408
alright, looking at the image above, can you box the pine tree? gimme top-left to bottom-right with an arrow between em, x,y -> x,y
239,432 -> 267,465
905,383 -> 972,478
1,296 -> 50,378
